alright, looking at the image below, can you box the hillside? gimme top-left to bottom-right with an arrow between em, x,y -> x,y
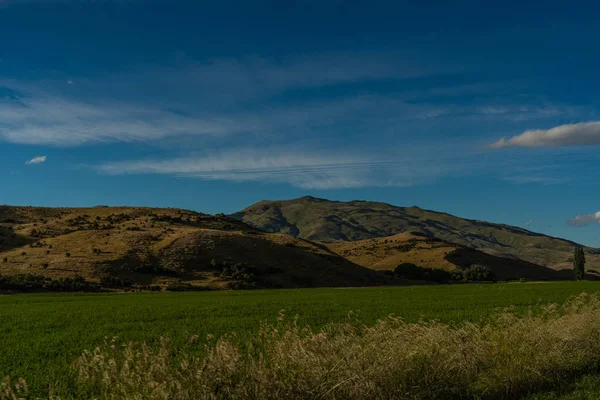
326,232 -> 571,281
232,196 -> 600,269
0,205 -> 385,290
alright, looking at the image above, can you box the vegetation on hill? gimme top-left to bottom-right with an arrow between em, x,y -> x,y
232,196 -> 600,269
0,205 -> 385,291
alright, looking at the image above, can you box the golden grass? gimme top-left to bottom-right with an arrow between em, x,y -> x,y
0,206 -> 379,289
326,232 -> 459,271
326,233 -> 571,281
3,293 -> 599,399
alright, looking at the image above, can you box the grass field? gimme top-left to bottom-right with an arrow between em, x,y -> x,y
4,281 -> 600,398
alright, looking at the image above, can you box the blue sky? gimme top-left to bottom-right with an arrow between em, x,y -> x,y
1,0 -> 600,246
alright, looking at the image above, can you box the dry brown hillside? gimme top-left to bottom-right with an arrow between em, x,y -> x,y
0,205 -> 385,290
326,232 -> 572,281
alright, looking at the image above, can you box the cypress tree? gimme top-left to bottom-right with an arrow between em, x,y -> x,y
574,246 -> 586,280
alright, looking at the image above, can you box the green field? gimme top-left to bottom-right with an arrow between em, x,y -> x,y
3,281 -> 600,397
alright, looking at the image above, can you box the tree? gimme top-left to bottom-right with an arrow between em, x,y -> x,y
461,264 -> 494,282
574,246 -> 586,280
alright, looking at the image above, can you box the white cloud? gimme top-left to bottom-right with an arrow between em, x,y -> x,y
95,148 -> 472,189
0,94 -> 246,146
25,155 -> 46,164
524,220 -> 532,228
569,212 -> 600,227
502,175 -> 568,185
0,53 -> 589,152
0,84 -> 576,148
0,51 -> 536,148
488,121 -> 600,149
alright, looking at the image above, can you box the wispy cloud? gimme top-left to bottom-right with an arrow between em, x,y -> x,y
25,155 -> 46,164
95,148 -> 475,189
488,121 -> 600,149
569,212 -> 600,227
0,89 -> 420,146
0,0 -> 124,6
0,50 -> 453,147
524,220 -> 532,228
108,52 -> 449,105
502,175 -> 569,185
0,82 -> 578,147
0,93 -> 256,146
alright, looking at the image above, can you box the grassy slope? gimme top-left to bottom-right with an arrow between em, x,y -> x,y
326,232 -> 573,280
3,282 -> 600,396
232,196 -> 600,268
0,205 -> 382,289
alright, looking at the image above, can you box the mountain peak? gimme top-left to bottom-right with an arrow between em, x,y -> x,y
295,195 -> 328,202
233,197 -> 598,268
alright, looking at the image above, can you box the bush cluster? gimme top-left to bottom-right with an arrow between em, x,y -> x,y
394,263 -> 495,283
458,264 -> 495,282
165,280 -> 196,292
394,263 -> 452,283
100,276 -> 133,288
130,264 -> 176,276
0,274 -> 99,292
215,260 -> 258,288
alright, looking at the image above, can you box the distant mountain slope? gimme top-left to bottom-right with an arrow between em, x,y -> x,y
232,196 -> 600,268
0,205 -> 385,290
326,232 -> 571,281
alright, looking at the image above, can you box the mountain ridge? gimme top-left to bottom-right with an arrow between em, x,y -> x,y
232,196 -> 600,268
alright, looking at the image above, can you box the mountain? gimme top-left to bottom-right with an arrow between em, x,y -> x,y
0,205 -> 385,290
232,196 -> 600,269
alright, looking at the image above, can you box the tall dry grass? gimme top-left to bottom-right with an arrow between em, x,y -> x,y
5,293 -> 600,399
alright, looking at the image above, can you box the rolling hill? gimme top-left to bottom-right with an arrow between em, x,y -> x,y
325,232 -> 572,281
232,196 -> 600,269
0,205 -> 386,290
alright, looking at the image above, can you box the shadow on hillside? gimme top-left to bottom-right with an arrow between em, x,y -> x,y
157,231 -> 389,289
0,226 -> 34,254
445,248 -> 573,281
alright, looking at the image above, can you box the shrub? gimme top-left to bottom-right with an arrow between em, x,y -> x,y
131,264 -> 175,276
0,274 -> 99,292
65,252 -> 71,257
165,280 -> 195,292
393,263 -> 452,283
2,257 -> 6,263
100,276 -> 132,288
220,261 -> 258,288
463,264 -> 494,281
